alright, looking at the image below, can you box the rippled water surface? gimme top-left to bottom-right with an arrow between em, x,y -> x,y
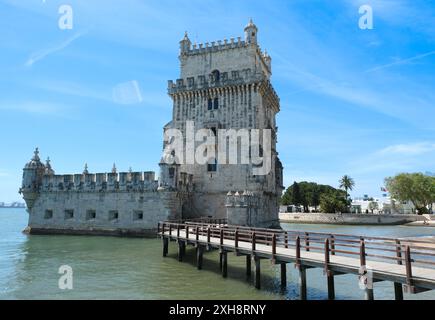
1,209 -> 434,300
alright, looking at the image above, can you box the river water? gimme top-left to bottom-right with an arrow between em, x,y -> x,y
1,208 -> 434,300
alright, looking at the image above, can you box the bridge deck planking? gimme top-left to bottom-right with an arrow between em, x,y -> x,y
160,230 -> 435,291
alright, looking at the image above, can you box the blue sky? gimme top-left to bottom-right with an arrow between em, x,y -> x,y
0,0 -> 434,202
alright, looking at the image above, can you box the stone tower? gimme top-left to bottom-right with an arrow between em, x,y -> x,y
20,148 -> 46,209
165,20 -> 284,227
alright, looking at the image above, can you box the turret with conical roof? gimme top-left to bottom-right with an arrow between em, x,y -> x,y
180,31 -> 191,55
21,148 -> 46,209
244,18 -> 258,45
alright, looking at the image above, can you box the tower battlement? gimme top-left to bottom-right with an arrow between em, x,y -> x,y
179,20 -> 272,80
36,172 -> 158,193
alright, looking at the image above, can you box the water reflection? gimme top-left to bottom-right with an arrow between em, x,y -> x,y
1,210 -> 434,300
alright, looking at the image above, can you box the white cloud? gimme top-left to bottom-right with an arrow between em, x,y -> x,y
378,142 -> 435,156
365,51 -> 435,73
25,31 -> 87,67
0,101 -> 71,116
0,171 -> 9,177
348,142 -> 435,175
112,80 -> 143,105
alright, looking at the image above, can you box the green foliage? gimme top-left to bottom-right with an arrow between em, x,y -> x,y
319,191 -> 348,213
281,181 -> 346,213
385,173 -> 435,214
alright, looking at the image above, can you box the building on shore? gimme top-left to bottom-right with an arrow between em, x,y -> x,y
19,21 -> 284,236
351,196 -> 415,215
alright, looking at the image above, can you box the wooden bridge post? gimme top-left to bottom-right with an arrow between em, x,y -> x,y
246,255 -> 251,277
360,239 -> 374,300
221,251 -> 228,278
295,236 -> 307,300
280,263 -> 287,289
405,245 -> 414,293
196,245 -> 204,270
394,239 -> 404,300
163,237 -> 169,257
325,238 -> 335,300
254,256 -> 261,289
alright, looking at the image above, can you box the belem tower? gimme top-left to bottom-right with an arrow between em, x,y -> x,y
20,20 -> 284,236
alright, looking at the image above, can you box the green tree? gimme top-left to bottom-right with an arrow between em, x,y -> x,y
281,181 -> 348,213
385,173 -> 435,215
291,182 -> 302,207
339,175 -> 355,212
368,201 -> 379,214
319,192 -> 347,213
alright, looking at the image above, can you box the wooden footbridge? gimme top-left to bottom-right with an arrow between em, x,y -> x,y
157,219 -> 435,300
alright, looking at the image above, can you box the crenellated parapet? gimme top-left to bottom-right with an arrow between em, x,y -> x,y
168,70 -> 279,105
39,171 -> 158,193
182,37 -> 247,56
225,190 -> 259,208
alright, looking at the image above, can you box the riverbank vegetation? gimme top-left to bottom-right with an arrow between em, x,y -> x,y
281,181 -> 348,213
385,173 -> 435,214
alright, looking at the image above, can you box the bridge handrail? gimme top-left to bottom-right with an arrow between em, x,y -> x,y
158,220 -> 435,286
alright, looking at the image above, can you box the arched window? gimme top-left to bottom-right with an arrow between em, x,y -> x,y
211,70 -> 220,82
214,98 -> 219,109
208,99 -> 213,110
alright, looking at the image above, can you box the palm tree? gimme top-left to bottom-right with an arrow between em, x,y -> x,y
339,175 -> 355,212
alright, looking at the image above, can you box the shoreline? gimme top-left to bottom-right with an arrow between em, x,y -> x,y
279,212 -> 428,226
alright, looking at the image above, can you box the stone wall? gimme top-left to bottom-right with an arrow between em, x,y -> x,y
279,213 -> 426,226
27,190 -> 182,237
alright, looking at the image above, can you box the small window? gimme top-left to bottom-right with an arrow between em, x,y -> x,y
211,70 -> 220,82
207,158 -> 217,172
214,98 -> 219,109
168,167 -> 175,179
211,127 -> 217,136
65,209 -> 74,220
44,210 -> 53,220
109,210 -> 119,221
86,210 -> 96,221
208,99 -> 213,110
133,210 -> 144,221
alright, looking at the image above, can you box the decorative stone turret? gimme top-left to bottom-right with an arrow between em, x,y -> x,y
45,157 -> 55,175
225,190 -> 259,226
83,163 -> 89,175
244,19 -> 258,45
21,148 -> 46,209
180,31 -> 192,55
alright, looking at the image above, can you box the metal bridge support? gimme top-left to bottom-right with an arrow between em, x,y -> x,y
365,288 -> 374,300
299,266 -> 307,300
246,255 -> 251,278
162,237 -> 168,257
327,273 -> 335,300
254,256 -> 261,289
178,241 -> 185,262
221,251 -> 228,278
280,263 -> 287,289
394,283 -> 403,300
196,245 -> 204,270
